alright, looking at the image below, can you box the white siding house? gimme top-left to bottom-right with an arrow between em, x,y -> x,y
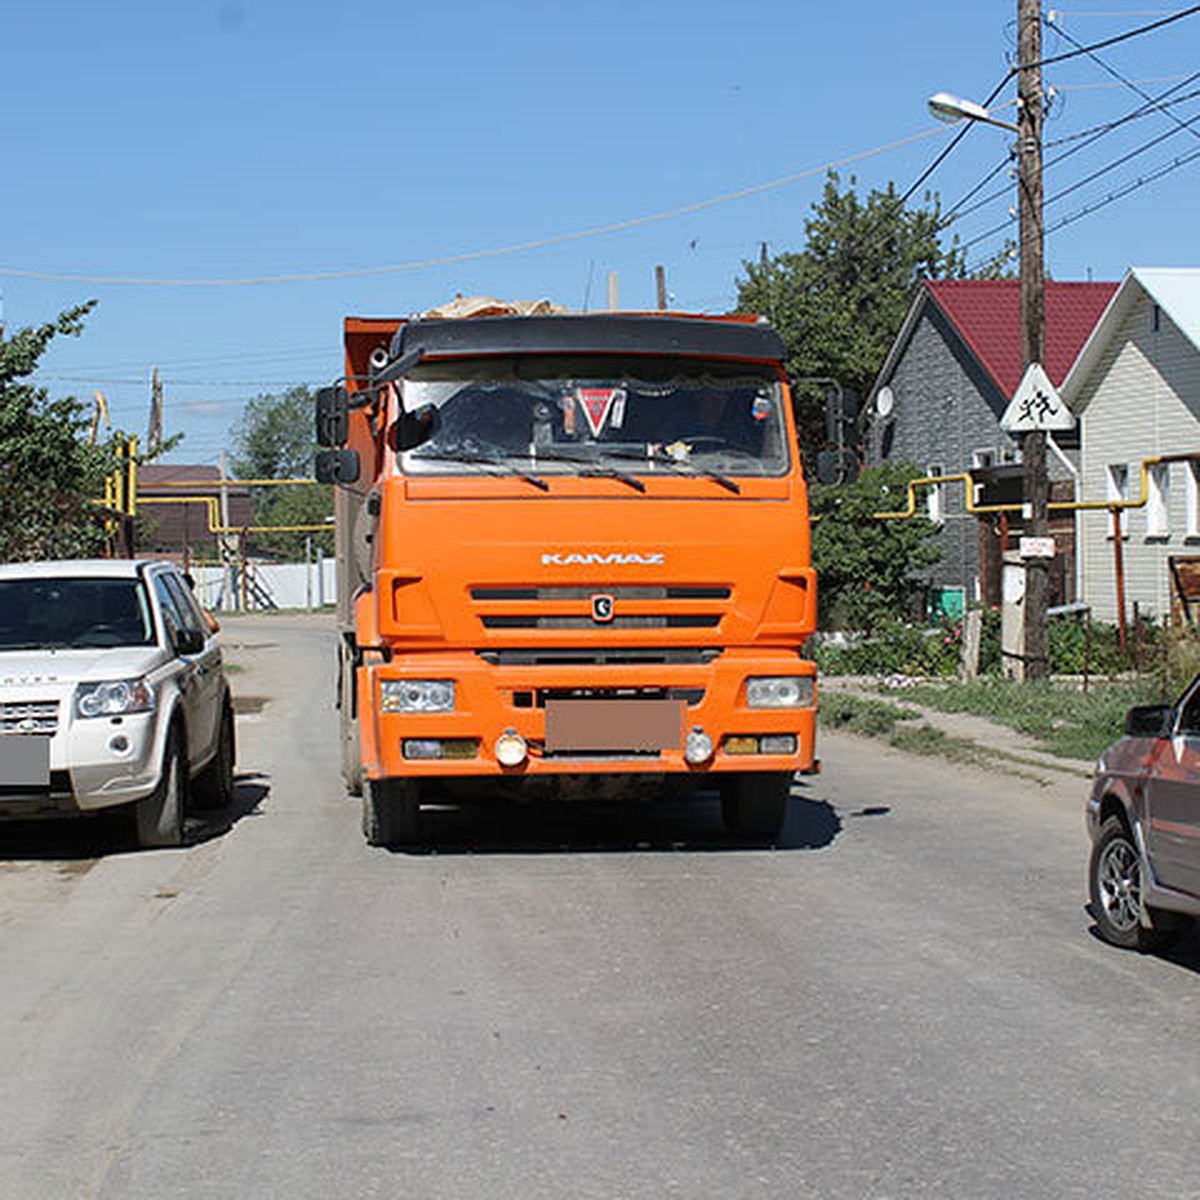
1061,268 -> 1200,624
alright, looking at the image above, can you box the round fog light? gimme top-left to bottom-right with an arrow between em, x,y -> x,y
684,726 -> 714,765
494,730 -> 528,767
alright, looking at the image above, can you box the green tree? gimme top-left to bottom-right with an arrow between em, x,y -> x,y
228,384 -> 332,558
230,385 -> 319,484
811,463 -> 942,631
736,173 -> 971,464
250,482 -> 334,560
0,302 -> 116,561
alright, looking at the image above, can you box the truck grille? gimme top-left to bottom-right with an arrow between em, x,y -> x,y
471,584 -> 730,633
0,700 -> 59,735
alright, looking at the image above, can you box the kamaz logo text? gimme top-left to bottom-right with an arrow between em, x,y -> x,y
541,552 -> 664,566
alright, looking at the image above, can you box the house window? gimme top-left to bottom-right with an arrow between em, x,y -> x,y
1187,462 -> 1200,538
1107,462 -> 1130,537
1146,463 -> 1170,539
971,449 -> 996,469
1001,446 -> 1021,465
926,463 -> 944,524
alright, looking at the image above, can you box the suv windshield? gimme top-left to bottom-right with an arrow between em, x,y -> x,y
398,355 -> 789,479
0,578 -> 155,650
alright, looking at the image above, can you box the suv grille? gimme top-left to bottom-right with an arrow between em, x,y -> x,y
0,700 -> 59,735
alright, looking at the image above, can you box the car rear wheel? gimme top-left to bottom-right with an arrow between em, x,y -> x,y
720,772 -> 792,840
362,778 -> 421,848
1089,815 -> 1183,951
135,727 -> 186,848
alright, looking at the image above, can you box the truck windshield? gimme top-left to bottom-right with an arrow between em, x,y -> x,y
0,578 -> 155,650
398,355 -> 789,479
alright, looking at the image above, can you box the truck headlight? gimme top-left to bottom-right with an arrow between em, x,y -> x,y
76,678 -> 156,719
745,676 -> 814,709
380,679 -> 456,713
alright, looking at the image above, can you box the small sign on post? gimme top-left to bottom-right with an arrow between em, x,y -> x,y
1020,536 -> 1056,560
1000,363 -> 1076,433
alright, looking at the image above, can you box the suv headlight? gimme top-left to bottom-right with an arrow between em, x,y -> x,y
745,676 -> 814,709
76,678 -> 156,719
380,679 -> 456,713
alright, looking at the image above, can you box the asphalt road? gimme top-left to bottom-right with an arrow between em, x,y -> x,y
2,614 -> 1199,1200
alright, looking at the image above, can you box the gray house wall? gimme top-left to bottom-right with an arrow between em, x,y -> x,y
868,304 -> 1023,602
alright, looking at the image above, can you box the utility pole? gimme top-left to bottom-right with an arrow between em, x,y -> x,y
1018,0 -> 1049,680
148,366 -> 164,451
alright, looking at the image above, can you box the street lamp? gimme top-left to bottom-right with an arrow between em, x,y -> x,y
927,1 -> 1049,680
927,91 -> 1019,133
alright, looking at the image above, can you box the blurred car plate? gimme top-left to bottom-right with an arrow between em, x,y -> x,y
0,735 -> 51,788
545,699 -> 683,753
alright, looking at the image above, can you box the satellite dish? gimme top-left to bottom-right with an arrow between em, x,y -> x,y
876,386 -> 895,418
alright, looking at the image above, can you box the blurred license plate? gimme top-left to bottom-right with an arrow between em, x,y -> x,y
545,699 -> 683,753
0,736 -> 51,788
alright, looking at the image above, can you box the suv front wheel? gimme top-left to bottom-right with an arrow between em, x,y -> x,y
134,726 -> 187,848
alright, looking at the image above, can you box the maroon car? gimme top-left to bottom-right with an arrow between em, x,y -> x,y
1087,677 -> 1200,950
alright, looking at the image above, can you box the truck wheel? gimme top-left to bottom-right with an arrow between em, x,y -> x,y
720,772 -> 792,840
339,641 -> 363,797
135,727 -> 187,848
1089,815 -> 1184,951
193,701 -> 235,810
363,778 -> 421,848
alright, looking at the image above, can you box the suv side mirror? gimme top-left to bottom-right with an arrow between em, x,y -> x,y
316,386 -> 349,447
1124,703 -> 1172,738
315,449 -> 361,485
175,628 -> 205,656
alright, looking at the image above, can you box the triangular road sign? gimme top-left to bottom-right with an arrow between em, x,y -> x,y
1000,363 -> 1076,433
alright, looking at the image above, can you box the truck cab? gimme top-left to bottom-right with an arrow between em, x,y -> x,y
318,306 -> 817,846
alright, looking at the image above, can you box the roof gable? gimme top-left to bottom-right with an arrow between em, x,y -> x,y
926,279 -> 1117,398
1061,267 -> 1200,406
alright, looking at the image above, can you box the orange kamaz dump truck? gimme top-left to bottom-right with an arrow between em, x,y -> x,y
315,298 -> 818,846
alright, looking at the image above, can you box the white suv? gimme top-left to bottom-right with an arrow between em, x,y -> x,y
0,559 -> 235,847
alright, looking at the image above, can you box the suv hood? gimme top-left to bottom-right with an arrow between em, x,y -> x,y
0,646 -> 167,687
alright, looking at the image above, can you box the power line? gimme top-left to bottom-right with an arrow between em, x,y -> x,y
1038,5 -> 1200,66
1047,19 -> 1200,147
939,73 -> 1200,240
957,121 -> 1200,254
0,128 -> 946,288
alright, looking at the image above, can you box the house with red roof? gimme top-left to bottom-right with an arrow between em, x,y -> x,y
866,278 -> 1117,615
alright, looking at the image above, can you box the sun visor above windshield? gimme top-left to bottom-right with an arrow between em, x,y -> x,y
389,315 -> 786,367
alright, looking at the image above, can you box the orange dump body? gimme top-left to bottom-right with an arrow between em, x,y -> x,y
333,311 -> 817,797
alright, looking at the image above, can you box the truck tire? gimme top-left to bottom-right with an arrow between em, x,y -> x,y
339,640 -> 363,797
135,726 -> 187,848
720,772 -> 792,840
363,778 -> 421,848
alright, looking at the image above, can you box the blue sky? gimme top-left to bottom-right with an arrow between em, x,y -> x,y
5,1 -> 1199,466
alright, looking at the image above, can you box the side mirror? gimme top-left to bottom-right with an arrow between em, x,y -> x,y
316,386 -> 349,447
315,449 -> 361,485
175,628 -> 205,656
390,404 -> 439,452
1124,703 -> 1172,738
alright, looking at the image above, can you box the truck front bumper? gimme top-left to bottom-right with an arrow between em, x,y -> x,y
359,649 -> 817,782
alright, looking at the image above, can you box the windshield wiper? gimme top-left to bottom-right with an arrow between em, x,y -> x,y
530,449 -> 647,493
409,449 -> 549,492
602,447 -> 741,495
